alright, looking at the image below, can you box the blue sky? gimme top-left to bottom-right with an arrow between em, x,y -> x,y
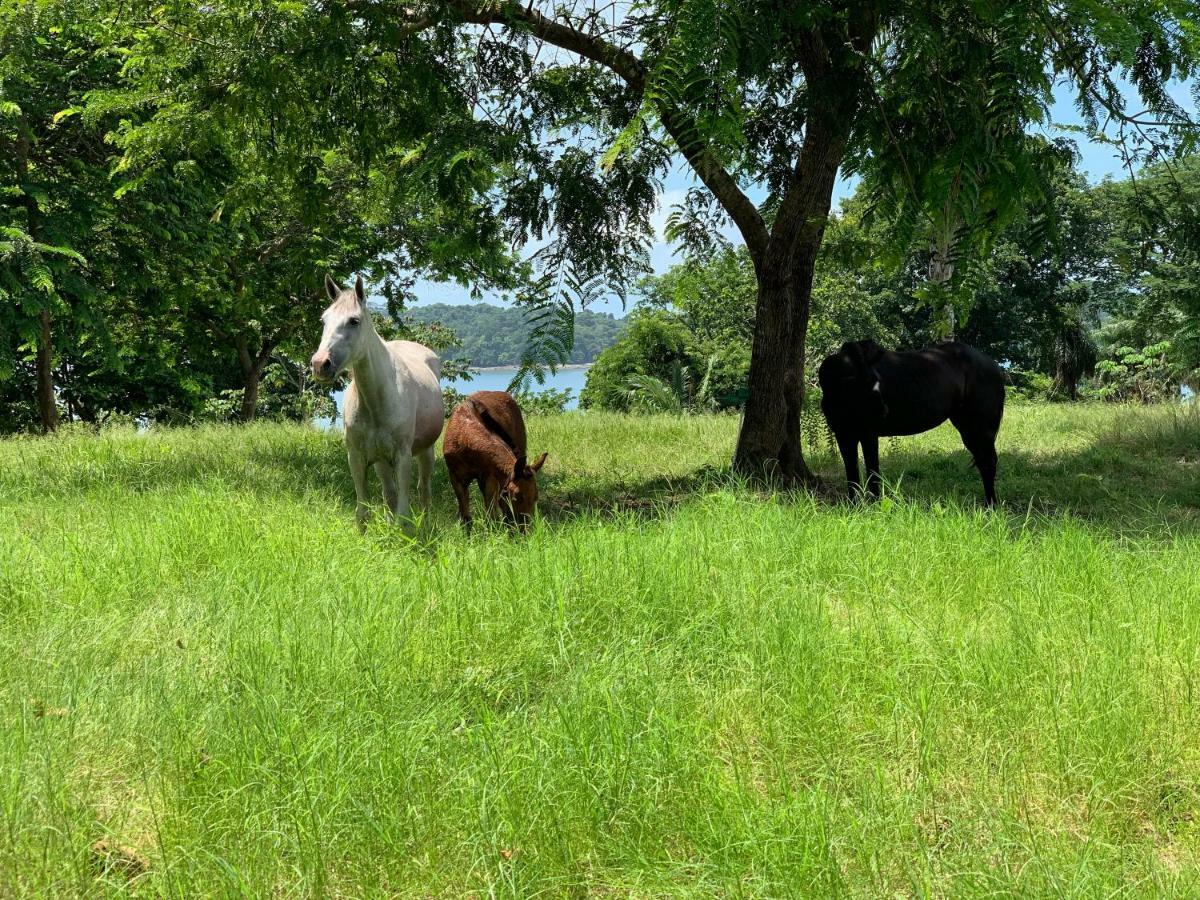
410,82 -> 1187,316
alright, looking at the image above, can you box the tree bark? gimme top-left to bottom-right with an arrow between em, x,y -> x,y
16,117 -> 58,433
239,367 -> 261,422
234,334 -> 263,422
733,115 -> 848,482
234,332 -> 279,422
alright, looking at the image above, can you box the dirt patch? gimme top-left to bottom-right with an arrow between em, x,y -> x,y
90,839 -> 149,880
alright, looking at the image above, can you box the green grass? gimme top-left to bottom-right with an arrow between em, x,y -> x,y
1,403 -> 1199,896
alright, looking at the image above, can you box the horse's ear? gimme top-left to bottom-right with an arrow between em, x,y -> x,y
530,452 -> 548,473
512,455 -> 527,481
354,274 -> 365,305
325,273 -> 340,300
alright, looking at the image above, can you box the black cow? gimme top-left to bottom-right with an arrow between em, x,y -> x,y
818,340 -> 1006,506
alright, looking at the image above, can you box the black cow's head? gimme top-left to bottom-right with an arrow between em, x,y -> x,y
818,339 -> 888,427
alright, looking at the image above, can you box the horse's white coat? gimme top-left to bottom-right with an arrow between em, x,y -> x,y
311,276 -> 443,531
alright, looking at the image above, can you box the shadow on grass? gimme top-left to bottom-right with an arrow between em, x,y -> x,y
531,411 -> 1200,536
12,409 -> 1198,538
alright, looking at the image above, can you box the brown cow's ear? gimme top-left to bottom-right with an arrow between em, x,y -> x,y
530,452 -> 548,473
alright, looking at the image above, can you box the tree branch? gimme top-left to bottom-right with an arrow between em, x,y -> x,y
355,0 -> 770,263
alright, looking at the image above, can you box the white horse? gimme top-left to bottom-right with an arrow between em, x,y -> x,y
311,275 -> 444,532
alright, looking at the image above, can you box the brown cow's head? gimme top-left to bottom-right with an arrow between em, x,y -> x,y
501,451 -> 548,530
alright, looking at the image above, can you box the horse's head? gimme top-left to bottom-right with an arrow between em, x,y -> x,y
819,340 -> 888,423
311,274 -> 371,382
501,451 -> 548,530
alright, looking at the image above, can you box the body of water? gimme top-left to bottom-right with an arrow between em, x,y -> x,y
325,364 -> 589,426
460,365 -> 589,408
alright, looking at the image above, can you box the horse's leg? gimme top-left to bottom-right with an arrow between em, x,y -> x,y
972,434 -> 999,507
348,448 -> 370,532
416,445 -> 435,513
862,434 -> 882,499
835,431 -> 861,499
392,451 -> 414,531
375,460 -> 399,521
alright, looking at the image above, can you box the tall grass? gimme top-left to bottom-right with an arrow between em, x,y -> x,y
0,403 -> 1198,896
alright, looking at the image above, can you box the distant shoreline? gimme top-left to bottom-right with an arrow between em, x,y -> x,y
469,363 -> 593,373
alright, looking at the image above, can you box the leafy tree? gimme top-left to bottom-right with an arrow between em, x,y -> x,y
1,0 -> 494,430
0,0 -> 117,431
1096,341 -> 1179,402
579,309 -> 696,412
1088,157 -> 1200,391
114,0 -> 1198,479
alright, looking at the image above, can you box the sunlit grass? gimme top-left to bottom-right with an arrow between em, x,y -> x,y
1,403 -> 1198,895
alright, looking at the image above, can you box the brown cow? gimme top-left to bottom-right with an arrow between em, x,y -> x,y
443,391 -> 548,531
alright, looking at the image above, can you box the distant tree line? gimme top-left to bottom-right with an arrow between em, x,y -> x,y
405,304 -> 625,368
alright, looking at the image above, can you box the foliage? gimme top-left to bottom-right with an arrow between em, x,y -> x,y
585,233 -> 904,414
199,357 -> 337,424
579,310 -> 696,412
512,388 -> 574,416
0,0 -> 521,431
1087,157 -> 1200,389
1096,341 -> 1179,403
1004,368 -> 1055,403
443,385 -> 573,418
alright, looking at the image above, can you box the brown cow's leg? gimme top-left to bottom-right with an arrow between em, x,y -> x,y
481,476 -> 501,519
449,472 -> 473,530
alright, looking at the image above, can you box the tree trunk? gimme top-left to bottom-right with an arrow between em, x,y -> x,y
234,334 -> 262,423
733,116 -> 846,483
930,236 -> 956,339
235,332 -> 277,423
17,119 -> 58,433
240,369 -> 261,422
36,309 -> 58,433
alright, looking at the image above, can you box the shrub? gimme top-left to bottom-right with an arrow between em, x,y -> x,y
1096,341 -> 1178,403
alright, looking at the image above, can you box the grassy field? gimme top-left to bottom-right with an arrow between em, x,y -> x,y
1,402 -> 1199,897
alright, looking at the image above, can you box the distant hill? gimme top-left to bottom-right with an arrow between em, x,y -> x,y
405,302 -> 626,368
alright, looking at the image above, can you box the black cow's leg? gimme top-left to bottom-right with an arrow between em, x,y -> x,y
835,431 -> 861,498
862,434 -> 882,499
957,426 -> 999,507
